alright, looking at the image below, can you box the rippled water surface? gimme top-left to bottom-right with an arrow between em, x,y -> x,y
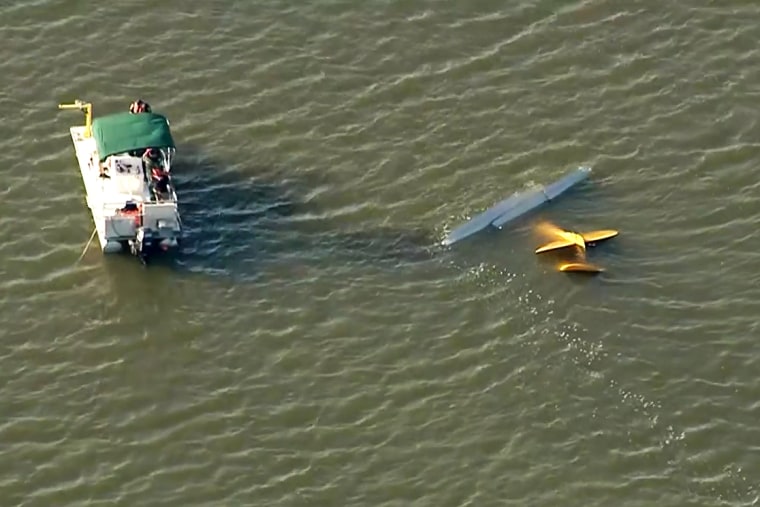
2,1 -> 760,505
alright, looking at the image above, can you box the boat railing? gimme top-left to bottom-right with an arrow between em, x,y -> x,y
97,200 -> 135,216
95,198 -> 178,216
58,100 -> 93,137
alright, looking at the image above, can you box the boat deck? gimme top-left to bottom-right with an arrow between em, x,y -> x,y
61,104 -> 183,256
69,127 -> 154,217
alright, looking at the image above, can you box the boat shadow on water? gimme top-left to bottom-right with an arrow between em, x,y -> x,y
146,146 -> 436,280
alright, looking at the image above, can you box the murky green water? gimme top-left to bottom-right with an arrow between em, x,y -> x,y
1,1 -> 760,505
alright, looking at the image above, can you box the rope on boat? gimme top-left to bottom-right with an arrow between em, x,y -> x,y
76,227 -> 98,263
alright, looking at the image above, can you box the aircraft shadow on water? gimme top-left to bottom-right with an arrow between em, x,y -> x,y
533,221 -> 618,274
143,145 -> 436,279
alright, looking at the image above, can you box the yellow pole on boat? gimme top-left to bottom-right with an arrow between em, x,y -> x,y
58,100 -> 93,137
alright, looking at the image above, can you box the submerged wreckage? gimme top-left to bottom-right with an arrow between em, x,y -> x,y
442,166 -> 591,246
442,167 -> 619,274
533,222 -> 618,274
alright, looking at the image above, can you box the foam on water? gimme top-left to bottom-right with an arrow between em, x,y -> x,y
459,260 -> 759,505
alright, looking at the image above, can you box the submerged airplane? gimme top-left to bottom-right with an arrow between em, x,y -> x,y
533,222 -> 618,273
441,167 -> 592,246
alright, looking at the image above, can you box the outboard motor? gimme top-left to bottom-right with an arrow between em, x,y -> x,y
129,227 -> 154,265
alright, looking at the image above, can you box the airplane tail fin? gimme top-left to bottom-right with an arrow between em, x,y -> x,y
534,221 -> 587,253
535,231 -> 586,254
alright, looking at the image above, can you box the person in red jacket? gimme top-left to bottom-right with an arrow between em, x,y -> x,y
129,99 -> 152,114
143,149 -> 170,194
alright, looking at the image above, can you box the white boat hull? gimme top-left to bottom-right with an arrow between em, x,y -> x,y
67,126 -> 182,256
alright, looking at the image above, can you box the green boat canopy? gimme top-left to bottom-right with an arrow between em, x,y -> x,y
92,112 -> 175,161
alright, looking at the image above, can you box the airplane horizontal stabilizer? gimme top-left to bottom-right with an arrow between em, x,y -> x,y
580,229 -> 618,243
535,239 -> 578,254
558,262 -> 603,273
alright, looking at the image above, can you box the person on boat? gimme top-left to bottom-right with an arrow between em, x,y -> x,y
127,100 -> 153,156
142,148 -> 161,171
129,99 -> 151,114
152,167 -> 170,194
143,149 -> 170,194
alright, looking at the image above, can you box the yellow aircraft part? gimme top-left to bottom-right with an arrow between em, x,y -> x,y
558,262 -> 604,273
534,221 -> 617,273
535,239 -> 577,254
563,231 -> 586,250
534,221 -> 568,241
580,229 -> 618,243
534,231 -> 585,254
534,221 -> 585,252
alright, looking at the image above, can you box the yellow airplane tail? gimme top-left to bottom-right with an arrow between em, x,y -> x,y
580,229 -> 618,244
534,231 -> 586,254
557,262 -> 604,274
535,239 -> 578,254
